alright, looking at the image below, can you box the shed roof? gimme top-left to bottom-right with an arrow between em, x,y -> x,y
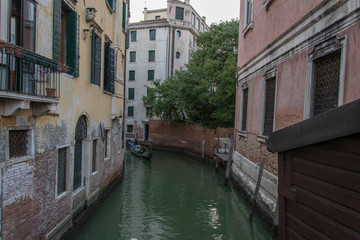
267,99 -> 360,153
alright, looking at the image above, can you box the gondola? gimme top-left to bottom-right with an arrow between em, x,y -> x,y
128,141 -> 152,159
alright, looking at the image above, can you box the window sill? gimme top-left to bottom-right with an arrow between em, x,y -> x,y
263,0 -> 273,10
3,155 -> 35,168
242,22 -> 253,37
257,135 -> 269,144
238,130 -> 247,138
56,191 -> 69,201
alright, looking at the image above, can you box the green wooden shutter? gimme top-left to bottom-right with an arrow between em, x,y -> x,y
66,11 -> 79,77
91,31 -> 102,86
103,42 -> 115,93
107,0 -> 116,11
122,1 -> 126,30
53,0 -> 61,61
109,47 -> 115,93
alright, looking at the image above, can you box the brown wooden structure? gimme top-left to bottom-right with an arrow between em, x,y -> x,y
267,99 -> 360,240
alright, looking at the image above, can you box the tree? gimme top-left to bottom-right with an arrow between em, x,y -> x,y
143,20 -> 239,129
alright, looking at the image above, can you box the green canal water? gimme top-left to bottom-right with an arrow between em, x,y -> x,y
75,150 -> 271,240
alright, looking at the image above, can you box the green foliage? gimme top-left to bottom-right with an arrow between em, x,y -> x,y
143,20 -> 239,129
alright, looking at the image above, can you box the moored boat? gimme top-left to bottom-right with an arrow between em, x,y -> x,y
128,141 -> 152,159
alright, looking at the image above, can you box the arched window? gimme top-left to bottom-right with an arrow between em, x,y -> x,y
73,115 -> 87,190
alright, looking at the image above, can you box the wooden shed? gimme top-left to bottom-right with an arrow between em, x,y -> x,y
267,99 -> 360,240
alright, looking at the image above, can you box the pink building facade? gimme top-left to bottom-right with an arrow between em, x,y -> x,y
233,0 -> 360,225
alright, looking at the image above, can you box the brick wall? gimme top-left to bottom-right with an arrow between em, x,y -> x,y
149,120 -> 234,158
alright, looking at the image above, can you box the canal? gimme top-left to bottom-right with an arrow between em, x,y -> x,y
75,150 -> 271,240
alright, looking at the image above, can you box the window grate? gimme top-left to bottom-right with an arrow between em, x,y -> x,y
92,140 -> 97,172
9,130 -> 29,159
241,88 -> 249,131
57,148 -> 67,195
313,50 -> 341,116
73,139 -> 82,190
263,78 -> 276,136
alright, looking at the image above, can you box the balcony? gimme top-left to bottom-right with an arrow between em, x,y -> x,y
0,40 -> 65,117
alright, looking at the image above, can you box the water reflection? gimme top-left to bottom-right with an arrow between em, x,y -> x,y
75,150 -> 271,240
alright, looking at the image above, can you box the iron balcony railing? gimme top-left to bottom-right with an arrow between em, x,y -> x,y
0,39 -> 66,98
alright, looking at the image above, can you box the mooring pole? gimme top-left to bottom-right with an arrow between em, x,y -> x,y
248,158 -> 266,222
224,135 -> 234,186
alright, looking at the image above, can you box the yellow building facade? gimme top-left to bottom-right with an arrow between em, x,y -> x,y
0,0 -> 128,239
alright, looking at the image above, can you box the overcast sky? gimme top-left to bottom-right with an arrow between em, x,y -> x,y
130,0 -> 240,25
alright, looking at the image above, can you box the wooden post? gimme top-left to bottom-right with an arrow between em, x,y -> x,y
201,137 -> 205,158
224,135 -> 234,186
249,158 -> 266,222
215,156 -> 220,173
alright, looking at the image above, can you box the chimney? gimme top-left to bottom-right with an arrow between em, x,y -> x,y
143,7 -> 148,20
185,0 -> 190,5
202,16 -> 206,22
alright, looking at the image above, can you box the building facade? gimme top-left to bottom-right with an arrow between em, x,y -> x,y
0,0 -> 128,239
234,0 -> 360,224
126,0 -> 208,141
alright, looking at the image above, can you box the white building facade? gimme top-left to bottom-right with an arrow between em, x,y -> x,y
126,0 -> 208,140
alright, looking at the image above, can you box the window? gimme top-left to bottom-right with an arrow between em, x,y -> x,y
107,0 -> 116,11
74,116 -> 87,191
148,70 -> 154,81
130,51 -> 136,62
197,18 -> 200,31
5,0 -> 36,51
193,36 -> 196,47
53,1 -> 79,76
127,124 -> 134,133
241,87 -> 249,131
176,52 -> 180,59
104,41 -> 115,93
148,50 -> 155,61
155,15 -> 161,20
128,88 -> 135,100
9,129 -> 30,159
92,140 -> 97,173
176,30 -> 181,38
191,13 -> 196,26
104,130 -> 110,159
201,23 -> 205,32
129,70 -> 135,81
243,0 -> 253,34
128,106 -> 134,117
149,29 -> 156,41
57,147 -> 67,196
263,78 -> 276,136
305,36 -> 345,119
122,1 -> 127,30
146,107 -> 151,117
312,50 -> 341,116
130,31 -> 137,42
91,31 -> 102,86
175,7 -> 184,20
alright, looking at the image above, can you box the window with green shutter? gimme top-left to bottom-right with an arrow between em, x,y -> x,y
53,1 -> 79,77
148,70 -> 154,81
149,29 -> 156,41
91,31 -> 102,86
107,0 -> 116,11
129,70 -> 135,81
148,50 -> 155,61
128,88 -> 134,100
130,31 -> 137,42
66,11 -> 79,77
122,1 -> 126,30
104,41 -> 115,93
127,106 -> 134,117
